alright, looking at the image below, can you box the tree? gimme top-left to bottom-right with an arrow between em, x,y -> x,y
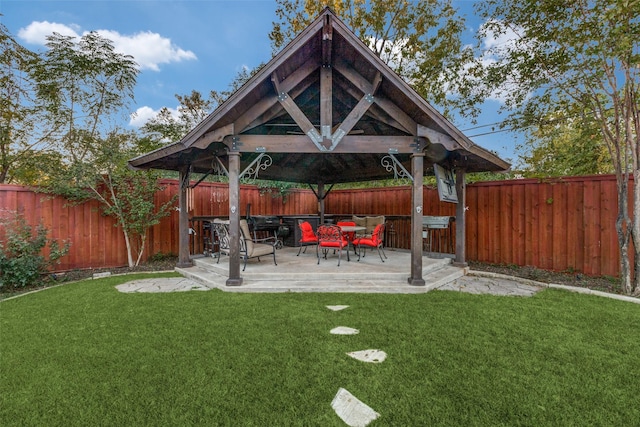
269,0 -> 468,115
140,90 -> 215,144
0,20 -> 57,184
32,31 -> 138,162
33,31 -> 175,267
459,0 -> 639,295
518,110 -> 613,177
46,131 -> 175,267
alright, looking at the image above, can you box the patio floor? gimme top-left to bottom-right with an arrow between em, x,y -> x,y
175,247 -> 467,293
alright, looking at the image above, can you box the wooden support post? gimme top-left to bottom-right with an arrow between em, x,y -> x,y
226,151 -> 243,286
454,168 -> 467,267
408,153 -> 426,286
318,182 -> 325,224
177,166 -> 192,268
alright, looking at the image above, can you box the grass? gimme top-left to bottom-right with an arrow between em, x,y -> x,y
1,273 -> 639,426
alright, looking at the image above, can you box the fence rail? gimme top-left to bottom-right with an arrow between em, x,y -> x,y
0,174 -> 625,276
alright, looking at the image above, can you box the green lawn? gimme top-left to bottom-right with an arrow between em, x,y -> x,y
1,273 -> 639,426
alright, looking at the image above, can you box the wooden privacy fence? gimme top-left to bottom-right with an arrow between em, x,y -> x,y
0,175 -> 624,276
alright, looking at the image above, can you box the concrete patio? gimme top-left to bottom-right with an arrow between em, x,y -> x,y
174,246 -> 467,293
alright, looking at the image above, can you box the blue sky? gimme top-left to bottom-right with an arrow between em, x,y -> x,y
1,0 -> 523,163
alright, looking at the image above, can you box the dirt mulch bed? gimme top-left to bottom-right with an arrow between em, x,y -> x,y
468,261 -> 624,295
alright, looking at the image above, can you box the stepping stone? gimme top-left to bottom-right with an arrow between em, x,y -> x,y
347,349 -> 387,363
330,326 -> 359,335
326,305 -> 350,311
331,387 -> 380,427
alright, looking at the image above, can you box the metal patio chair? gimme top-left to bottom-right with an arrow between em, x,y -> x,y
296,220 -> 318,256
316,224 -> 350,266
352,223 -> 387,262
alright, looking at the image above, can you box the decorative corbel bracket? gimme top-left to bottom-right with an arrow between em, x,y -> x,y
240,151 -> 273,180
381,150 -> 413,182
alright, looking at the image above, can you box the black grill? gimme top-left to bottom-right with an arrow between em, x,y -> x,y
249,215 -> 281,232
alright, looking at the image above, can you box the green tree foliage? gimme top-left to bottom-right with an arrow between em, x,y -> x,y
0,211 -> 70,289
140,90 -> 215,144
44,131 -> 175,267
269,0 -> 468,115
518,111 -> 613,178
0,20 -> 57,184
16,30 -> 177,267
459,0 -> 639,295
32,31 -> 138,161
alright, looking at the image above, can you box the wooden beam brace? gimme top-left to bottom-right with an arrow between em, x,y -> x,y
271,71 -> 325,151
330,93 -> 374,150
241,76 -> 316,133
418,124 -> 465,151
329,71 -> 381,150
234,57 -> 320,133
334,84 -> 407,133
374,95 -> 417,135
190,123 -> 235,149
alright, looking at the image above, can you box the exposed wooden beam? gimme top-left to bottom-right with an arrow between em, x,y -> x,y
241,76 -> 316,133
230,134 -> 427,153
322,13 -> 333,66
330,93 -> 373,149
333,82 -> 408,133
418,124 -> 465,151
191,123 -> 235,149
271,71 -> 324,150
329,71 -> 381,149
374,94 -> 418,135
320,65 -> 332,148
234,57 -> 320,133
321,13 -> 333,147
334,58 -> 417,135
333,57 -> 372,95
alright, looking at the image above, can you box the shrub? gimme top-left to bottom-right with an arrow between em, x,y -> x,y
0,213 -> 70,290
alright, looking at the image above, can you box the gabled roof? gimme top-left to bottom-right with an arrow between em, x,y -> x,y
129,8 -> 509,184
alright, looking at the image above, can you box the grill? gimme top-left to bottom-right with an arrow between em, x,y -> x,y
249,215 -> 281,233
246,204 -> 288,248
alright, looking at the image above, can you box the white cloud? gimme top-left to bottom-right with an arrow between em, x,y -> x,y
95,29 -> 197,71
17,21 -> 197,71
129,105 -> 179,128
18,21 -> 81,43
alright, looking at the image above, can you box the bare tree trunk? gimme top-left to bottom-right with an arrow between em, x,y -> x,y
631,170 -> 640,296
616,175 -> 633,295
134,234 -> 147,267
122,229 -> 135,268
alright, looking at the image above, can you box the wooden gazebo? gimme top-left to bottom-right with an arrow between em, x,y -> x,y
129,8 -> 509,286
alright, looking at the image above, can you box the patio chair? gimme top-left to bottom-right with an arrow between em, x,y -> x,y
296,220 -> 318,256
211,219 -> 231,262
352,223 -> 387,262
239,219 -> 278,271
316,224 -> 350,266
336,220 -> 356,256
